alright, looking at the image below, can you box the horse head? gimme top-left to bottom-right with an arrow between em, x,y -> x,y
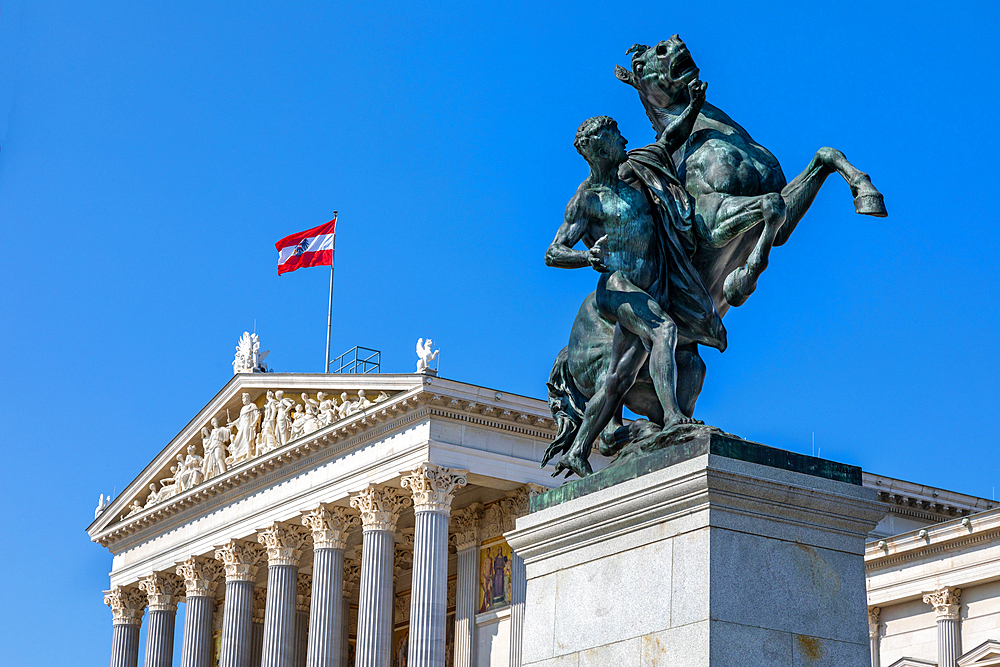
615,36 -> 700,131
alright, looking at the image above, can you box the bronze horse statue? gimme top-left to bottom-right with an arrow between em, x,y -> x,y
543,36 -> 886,471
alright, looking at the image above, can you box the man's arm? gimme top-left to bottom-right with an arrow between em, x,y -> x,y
545,192 -> 606,271
656,79 -> 707,153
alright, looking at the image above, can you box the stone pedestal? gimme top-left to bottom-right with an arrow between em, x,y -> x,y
506,433 -> 886,667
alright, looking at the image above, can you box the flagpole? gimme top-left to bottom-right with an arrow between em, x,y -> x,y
324,212 -> 337,372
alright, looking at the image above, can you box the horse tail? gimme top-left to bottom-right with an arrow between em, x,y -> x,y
541,347 -> 588,468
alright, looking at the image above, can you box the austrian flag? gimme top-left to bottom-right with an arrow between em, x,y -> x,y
275,217 -> 337,275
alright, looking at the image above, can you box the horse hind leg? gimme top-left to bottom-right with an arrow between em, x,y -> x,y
723,193 -> 786,307
775,147 -> 886,247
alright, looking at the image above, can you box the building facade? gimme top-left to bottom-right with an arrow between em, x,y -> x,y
89,372 -> 558,667
89,371 -> 1000,667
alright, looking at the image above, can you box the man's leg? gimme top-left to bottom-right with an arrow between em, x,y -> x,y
554,324 -> 647,477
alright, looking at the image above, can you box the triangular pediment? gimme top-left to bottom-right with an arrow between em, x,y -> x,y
959,640 -> 1000,666
88,373 -> 556,544
887,658 -> 937,667
89,373 -> 425,534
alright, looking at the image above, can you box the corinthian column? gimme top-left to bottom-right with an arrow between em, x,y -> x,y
450,504 -> 481,667
402,463 -> 469,667
868,607 -> 881,667
177,557 -> 223,667
138,573 -> 181,667
350,485 -> 411,667
303,505 -> 360,667
215,540 -> 266,667
258,523 -> 307,667
924,587 -> 962,667
105,585 -> 147,667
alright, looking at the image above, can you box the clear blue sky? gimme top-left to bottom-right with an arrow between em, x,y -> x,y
1,1 -> 998,664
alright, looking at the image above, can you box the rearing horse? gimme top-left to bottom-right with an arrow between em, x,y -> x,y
543,36 -> 886,472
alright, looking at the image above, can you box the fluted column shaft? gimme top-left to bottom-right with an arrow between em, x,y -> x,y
307,548 -> 344,667
145,609 -> 176,667
294,609 -> 309,667
262,564 -> 299,667
351,485 -> 411,667
220,580 -> 255,667
408,510 -> 451,667
402,463 -> 468,667
508,553 -> 526,667
355,528 -> 396,667
259,524 -> 306,667
251,622 -> 264,667
924,587 -> 961,667
111,623 -> 142,667
453,545 -> 478,667
182,596 -> 217,667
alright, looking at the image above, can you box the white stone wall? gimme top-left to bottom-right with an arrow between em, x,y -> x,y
475,610 -> 510,667
878,598 -> 937,666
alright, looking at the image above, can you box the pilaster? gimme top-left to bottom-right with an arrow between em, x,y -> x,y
868,606 -> 881,667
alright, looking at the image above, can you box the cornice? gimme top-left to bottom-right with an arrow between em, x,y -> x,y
92,381 -> 555,550
866,507 -> 1000,571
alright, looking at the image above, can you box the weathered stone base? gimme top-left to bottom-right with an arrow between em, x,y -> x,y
506,435 -> 886,667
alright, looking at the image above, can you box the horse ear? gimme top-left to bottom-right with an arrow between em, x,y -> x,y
615,64 -> 636,88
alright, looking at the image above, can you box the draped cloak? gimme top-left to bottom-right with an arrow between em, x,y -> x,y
618,141 -> 727,352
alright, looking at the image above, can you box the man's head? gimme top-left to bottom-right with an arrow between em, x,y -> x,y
574,116 -> 628,166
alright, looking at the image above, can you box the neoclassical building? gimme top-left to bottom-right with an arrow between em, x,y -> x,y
89,371 -> 556,667
89,366 -> 1000,667
865,474 -> 1000,667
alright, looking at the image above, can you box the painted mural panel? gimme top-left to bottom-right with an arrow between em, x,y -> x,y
478,540 -> 513,614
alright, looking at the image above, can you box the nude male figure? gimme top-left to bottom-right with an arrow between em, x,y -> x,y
544,80 -> 708,477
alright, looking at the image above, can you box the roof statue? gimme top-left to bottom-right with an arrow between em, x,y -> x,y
232,331 -> 270,375
543,36 -> 886,478
94,493 -> 108,519
416,338 -> 439,375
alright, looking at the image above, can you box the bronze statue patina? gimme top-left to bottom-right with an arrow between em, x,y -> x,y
544,36 -> 886,477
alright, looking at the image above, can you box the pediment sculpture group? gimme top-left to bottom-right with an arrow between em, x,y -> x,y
126,389 -> 390,517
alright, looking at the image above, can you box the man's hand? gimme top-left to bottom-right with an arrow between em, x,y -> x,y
688,79 -> 707,107
588,235 -> 609,272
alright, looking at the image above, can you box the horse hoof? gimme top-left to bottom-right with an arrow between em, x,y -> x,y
855,192 -> 888,217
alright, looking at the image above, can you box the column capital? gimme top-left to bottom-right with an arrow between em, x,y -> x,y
176,556 -> 223,597
252,587 -> 267,624
923,586 -> 962,620
302,504 -> 361,550
350,484 -> 412,531
868,606 -> 881,639
257,523 -> 307,566
451,503 -> 483,552
401,463 -> 468,513
296,573 -> 312,612
105,585 -> 147,626
138,572 -> 182,612
214,539 -> 266,581
343,557 -> 361,598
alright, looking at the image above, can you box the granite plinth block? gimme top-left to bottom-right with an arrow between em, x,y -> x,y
507,440 -> 886,667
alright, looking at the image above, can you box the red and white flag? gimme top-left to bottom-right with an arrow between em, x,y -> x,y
275,217 -> 337,275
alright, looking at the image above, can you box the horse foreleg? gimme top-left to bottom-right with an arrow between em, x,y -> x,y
774,147 -> 887,247
702,193 -> 787,307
